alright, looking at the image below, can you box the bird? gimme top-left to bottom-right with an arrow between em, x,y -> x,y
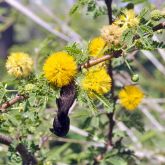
50,82 -> 76,137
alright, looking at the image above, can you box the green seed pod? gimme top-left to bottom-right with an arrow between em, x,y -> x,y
131,74 -> 139,82
24,83 -> 35,92
151,10 -> 163,21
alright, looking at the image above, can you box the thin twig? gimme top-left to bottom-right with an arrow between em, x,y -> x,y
104,0 -> 113,24
153,21 -> 165,31
33,1 -> 82,43
139,105 -> 165,132
4,0 -> 71,42
80,54 -> 112,69
58,125 -> 165,163
143,98 -> 165,104
141,50 -> 165,76
104,0 -> 116,149
70,125 -> 89,137
153,35 -> 165,62
0,134 -> 12,145
135,150 -> 165,163
53,137 -> 105,147
116,122 -> 142,149
0,94 -> 27,111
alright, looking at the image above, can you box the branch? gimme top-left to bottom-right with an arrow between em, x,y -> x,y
0,94 -> 27,111
0,54 -> 114,112
80,54 -> 112,69
65,125 -> 165,163
116,122 -> 142,149
0,134 -> 37,165
153,22 -> 165,31
104,0 -> 116,149
4,0 -> 71,42
33,1 -> 82,43
104,0 -> 113,24
0,134 -> 12,145
141,50 -> 165,76
139,105 -> 165,132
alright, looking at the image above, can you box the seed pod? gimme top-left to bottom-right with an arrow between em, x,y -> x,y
131,74 -> 139,82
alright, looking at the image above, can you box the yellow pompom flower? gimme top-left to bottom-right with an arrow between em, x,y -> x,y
114,9 -> 139,30
88,37 -> 106,57
6,52 -> 33,78
43,51 -> 77,87
82,67 -> 111,97
119,85 -> 144,111
101,24 -> 123,46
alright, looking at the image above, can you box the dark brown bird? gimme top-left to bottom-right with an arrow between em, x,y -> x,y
50,82 -> 76,137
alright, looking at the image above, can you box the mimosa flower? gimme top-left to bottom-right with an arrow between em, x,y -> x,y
43,51 -> 77,87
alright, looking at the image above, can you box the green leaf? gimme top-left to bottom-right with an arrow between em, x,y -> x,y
139,8 -> 150,21
122,0 -> 147,4
0,83 -> 7,103
118,110 -> 144,132
71,109 -> 92,118
104,156 -> 127,165
121,29 -> 134,48
93,92 -> 114,113
65,42 -> 88,64
140,130 -> 156,142
70,3 -> 79,14
140,25 -> 153,34
77,89 -> 97,115
69,0 -> 106,18
46,143 -> 71,161
137,26 -> 154,50
152,41 -> 165,49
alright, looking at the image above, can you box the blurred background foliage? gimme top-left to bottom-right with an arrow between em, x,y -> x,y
0,0 -> 165,165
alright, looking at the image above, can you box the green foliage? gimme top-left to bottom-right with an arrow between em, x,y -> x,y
122,0 -> 148,4
70,0 -> 106,18
8,144 -> 22,165
121,28 -> 134,48
117,110 -> 145,132
93,92 -> 114,113
0,0 -> 165,165
121,8 -> 165,51
77,88 -> 98,115
0,82 -> 7,104
65,42 -> 89,64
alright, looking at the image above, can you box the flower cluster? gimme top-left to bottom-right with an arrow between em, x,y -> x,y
4,8 -> 144,112
6,52 -> 33,78
114,9 -> 139,30
151,9 -> 165,21
94,9 -> 139,50
101,24 -> 123,47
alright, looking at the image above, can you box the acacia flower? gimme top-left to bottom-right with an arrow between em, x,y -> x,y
88,37 -> 106,57
151,9 -> 165,21
81,67 -> 111,97
6,52 -> 33,78
43,51 -> 77,87
119,85 -> 144,111
114,9 -> 139,30
101,24 -> 123,47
